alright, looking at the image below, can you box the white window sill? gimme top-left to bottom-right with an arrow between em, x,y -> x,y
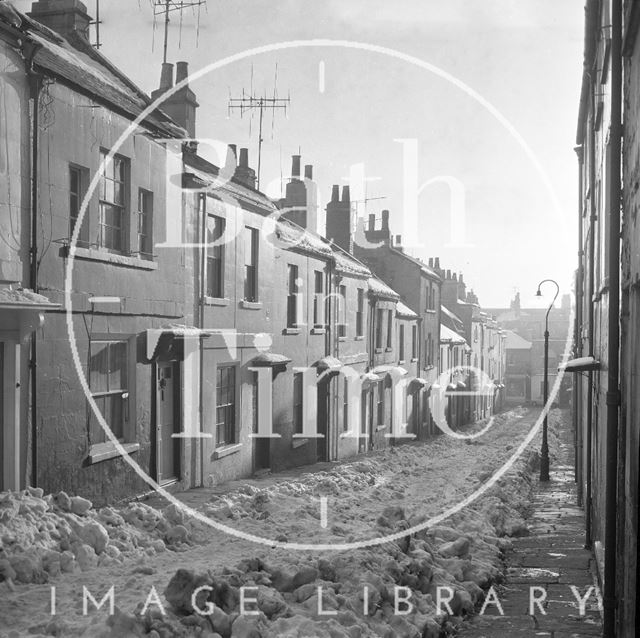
411,357 -> 418,363
87,441 -> 140,465
425,309 -> 437,314
204,296 -> 229,306
375,347 -> 383,354
241,300 -> 262,310
398,360 -> 406,365
212,443 -> 242,460
355,335 -> 365,341
338,336 -> 348,342
284,327 -> 301,335
385,347 -> 393,352
311,327 -> 326,335
69,247 -> 158,270
376,424 -> 387,431
292,438 -> 308,449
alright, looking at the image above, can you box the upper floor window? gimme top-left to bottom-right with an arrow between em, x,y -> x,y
69,164 -> 90,246
206,215 -> 225,298
356,288 -> 364,337
398,324 -> 405,362
375,308 -> 384,349
244,226 -> 259,302
287,264 -> 299,327
137,188 -> 153,260
411,325 -> 417,359
99,151 -> 128,253
338,285 -> 347,337
386,309 -> 393,349
313,270 -> 324,328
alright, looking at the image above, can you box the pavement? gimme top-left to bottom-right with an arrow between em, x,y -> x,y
457,412 -> 603,638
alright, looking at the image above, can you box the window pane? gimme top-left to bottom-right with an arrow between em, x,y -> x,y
89,342 -> 109,392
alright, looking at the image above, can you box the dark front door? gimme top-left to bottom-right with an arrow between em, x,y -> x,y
359,389 -> 368,453
155,362 -> 180,484
317,378 -> 330,462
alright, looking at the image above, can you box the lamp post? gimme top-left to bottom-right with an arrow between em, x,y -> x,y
536,279 -> 560,481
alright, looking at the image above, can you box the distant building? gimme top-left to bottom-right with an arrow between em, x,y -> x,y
503,330 -> 532,405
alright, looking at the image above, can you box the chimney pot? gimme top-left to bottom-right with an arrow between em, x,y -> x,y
446,269 -> 451,279
304,164 -> 313,180
341,185 -> 350,203
331,185 -> 340,202
459,273 -> 464,283
428,257 -> 434,267
435,257 -> 440,269
239,148 -> 249,168
175,61 -> 189,86
381,209 -> 389,230
291,155 -> 301,178
368,213 -> 375,232
159,62 -> 174,91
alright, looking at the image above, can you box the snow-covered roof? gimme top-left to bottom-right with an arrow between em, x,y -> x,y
368,277 -> 399,300
504,330 -> 532,350
440,325 -> 467,345
18,16 -> 182,137
0,286 -> 59,309
396,301 -> 418,319
559,356 -> 600,372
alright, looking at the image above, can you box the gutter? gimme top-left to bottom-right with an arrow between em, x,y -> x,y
603,0 -> 622,634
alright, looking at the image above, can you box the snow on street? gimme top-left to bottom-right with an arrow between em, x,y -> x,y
0,406 -> 564,637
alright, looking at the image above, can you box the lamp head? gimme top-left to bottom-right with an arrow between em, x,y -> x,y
536,289 -> 542,297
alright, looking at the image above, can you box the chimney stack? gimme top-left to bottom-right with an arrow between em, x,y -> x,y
151,60 -> 199,138
434,257 -> 441,270
325,183 -> 353,252
368,214 -> 375,232
280,154 -> 318,232
341,185 -> 350,203
446,269 -> 451,279
234,147 -> 257,189
29,0 -> 92,41
304,164 -> 313,180
428,257 -> 434,268
331,185 -> 340,202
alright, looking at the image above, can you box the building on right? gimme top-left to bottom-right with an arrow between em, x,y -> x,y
571,0 -> 640,635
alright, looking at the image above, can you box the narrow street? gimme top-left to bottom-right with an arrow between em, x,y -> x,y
0,406 -> 571,637
458,408 -> 602,637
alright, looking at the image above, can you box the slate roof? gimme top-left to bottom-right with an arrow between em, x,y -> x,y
4,7 -> 182,137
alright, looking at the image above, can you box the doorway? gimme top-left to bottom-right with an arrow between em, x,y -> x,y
154,361 -> 180,484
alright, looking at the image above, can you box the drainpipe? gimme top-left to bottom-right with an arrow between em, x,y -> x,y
575,144 -> 584,506
585,66 -> 596,550
603,0 -> 622,634
24,42 -> 43,488
198,192 -> 206,488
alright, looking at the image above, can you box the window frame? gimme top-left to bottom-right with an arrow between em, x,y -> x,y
244,226 -> 259,302
293,372 -> 303,434
98,150 -> 129,254
206,214 -> 226,299
137,188 -> 154,260
338,284 -> 347,338
215,364 -> 238,447
87,334 -> 136,450
287,264 -> 299,328
398,323 -> 405,362
69,163 -> 90,246
356,288 -> 364,337
313,270 -> 324,328
386,309 -> 393,349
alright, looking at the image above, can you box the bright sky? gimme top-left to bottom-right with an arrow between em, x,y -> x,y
17,0 -> 584,307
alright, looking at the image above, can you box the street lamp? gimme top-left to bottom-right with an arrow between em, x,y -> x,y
536,278 -> 560,481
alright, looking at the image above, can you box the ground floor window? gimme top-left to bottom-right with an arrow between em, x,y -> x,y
88,336 -> 133,446
216,365 -> 237,446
